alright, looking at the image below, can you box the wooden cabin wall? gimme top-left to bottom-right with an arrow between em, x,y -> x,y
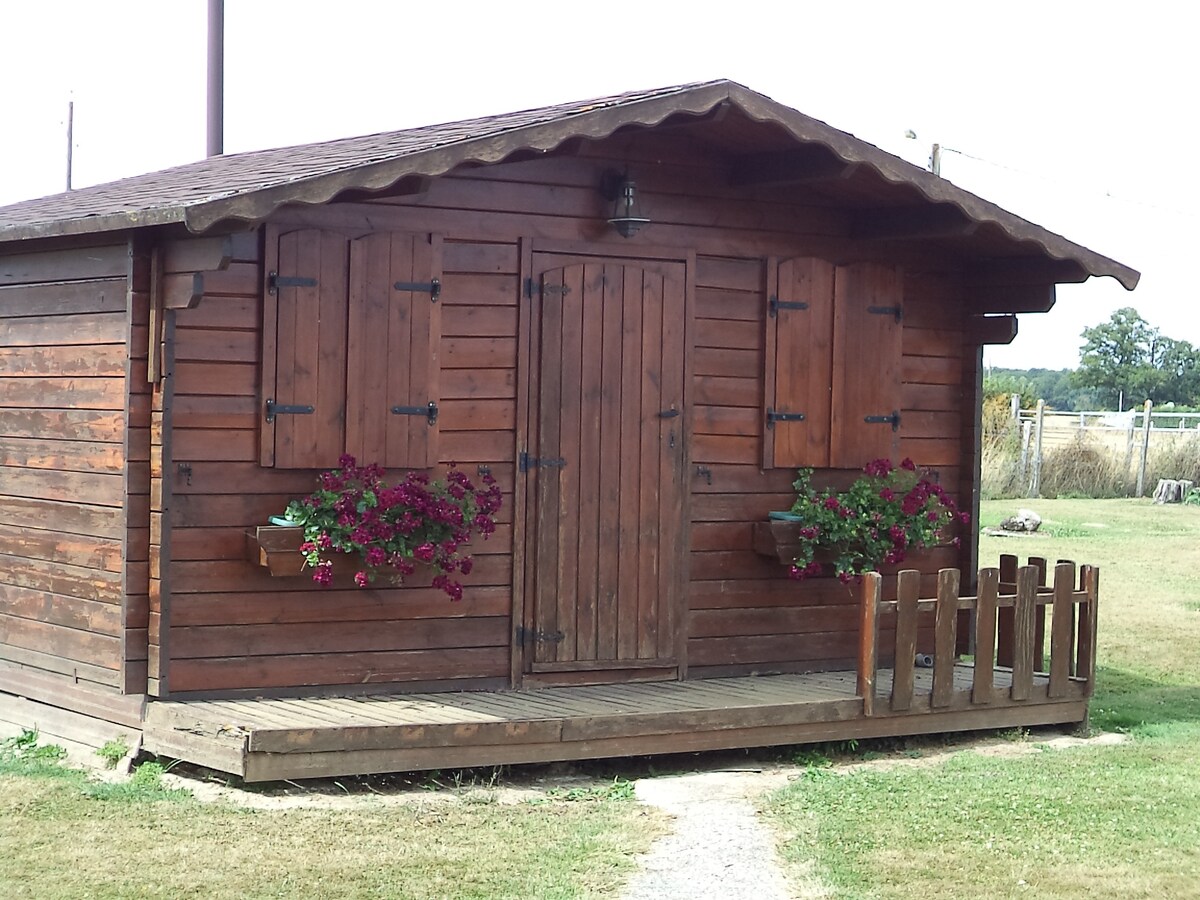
155,133 -> 976,696
0,242 -> 139,700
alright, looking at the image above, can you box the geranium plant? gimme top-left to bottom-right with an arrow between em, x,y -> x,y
283,455 -> 503,600
786,458 -> 967,583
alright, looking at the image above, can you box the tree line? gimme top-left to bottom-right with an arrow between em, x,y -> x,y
985,307 -> 1200,411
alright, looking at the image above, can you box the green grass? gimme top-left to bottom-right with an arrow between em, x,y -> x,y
766,498 -> 1200,898
0,731 -> 663,899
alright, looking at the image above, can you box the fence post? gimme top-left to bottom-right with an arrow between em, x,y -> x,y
1010,393 -> 1021,420
858,573 -> 881,716
1030,399 -> 1045,497
1136,399 -> 1153,497
1124,417 -> 1135,476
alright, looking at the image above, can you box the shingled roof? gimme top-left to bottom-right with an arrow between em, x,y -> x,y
0,80 -> 1138,289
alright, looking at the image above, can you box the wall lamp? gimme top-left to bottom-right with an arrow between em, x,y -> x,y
600,169 -> 651,238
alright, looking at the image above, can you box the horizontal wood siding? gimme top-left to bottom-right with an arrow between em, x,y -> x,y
0,244 -> 130,693
154,135 -> 975,694
161,234 -> 515,695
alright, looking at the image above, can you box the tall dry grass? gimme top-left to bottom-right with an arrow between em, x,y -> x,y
982,420 -> 1200,499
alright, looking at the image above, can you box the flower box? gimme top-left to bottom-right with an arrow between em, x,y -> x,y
752,520 -> 808,564
244,525 -> 309,576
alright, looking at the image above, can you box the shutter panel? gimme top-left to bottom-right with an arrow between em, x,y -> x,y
346,232 -> 441,468
830,262 -> 904,467
766,257 -> 835,467
263,228 -> 350,469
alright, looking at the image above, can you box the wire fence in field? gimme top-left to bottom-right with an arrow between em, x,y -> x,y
983,397 -> 1200,499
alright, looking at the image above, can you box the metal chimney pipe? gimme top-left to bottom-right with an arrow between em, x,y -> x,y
206,0 -> 224,157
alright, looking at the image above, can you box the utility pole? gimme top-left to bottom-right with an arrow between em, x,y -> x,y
65,100 -> 74,191
207,0 -> 224,157
930,143 -> 942,177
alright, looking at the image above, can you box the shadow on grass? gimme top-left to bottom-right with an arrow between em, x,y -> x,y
1091,665 -> 1200,732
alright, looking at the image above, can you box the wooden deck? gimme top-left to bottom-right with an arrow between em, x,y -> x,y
142,666 -> 1086,782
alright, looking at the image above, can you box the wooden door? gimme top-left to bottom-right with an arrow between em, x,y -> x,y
525,257 -> 687,674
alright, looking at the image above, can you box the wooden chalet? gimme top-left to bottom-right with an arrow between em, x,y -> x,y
0,81 -> 1135,780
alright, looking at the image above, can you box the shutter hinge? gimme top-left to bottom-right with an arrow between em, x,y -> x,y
867,304 -> 902,322
394,278 -> 441,302
515,625 -> 565,645
768,296 -> 809,317
390,402 -> 439,426
524,277 -> 571,300
766,408 -> 806,428
264,399 -> 315,423
864,411 -> 902,431
267,271 -> 318,294
519,451 -> 567,473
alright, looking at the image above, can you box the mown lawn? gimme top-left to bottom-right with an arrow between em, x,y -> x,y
765,498 -> 1200,899
0,749 -> 663,899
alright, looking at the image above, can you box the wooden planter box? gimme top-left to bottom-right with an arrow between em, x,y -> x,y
751,520 -> 808,564
245,525 -> 311,576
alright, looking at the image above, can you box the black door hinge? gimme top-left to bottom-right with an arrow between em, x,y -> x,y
265,399 -> 315,423
524,277 -> 571,300
766,408 -> 806,428
267,272 -> 318,294
864,411 -> 902,431
515,625 -> 565,645
867,304 -> 902,322
768,296 -> 809,317
519,451 -> 567,473
390,402 -> 439,426
394,279 -> 441,302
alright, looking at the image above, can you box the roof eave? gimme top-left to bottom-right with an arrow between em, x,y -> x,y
0,206 -> 188,243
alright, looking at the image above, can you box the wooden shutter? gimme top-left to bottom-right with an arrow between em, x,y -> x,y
261,228 -> 350,469
830,262 -> 904,467
765,257 -> 835,467
345,232 -> 441,468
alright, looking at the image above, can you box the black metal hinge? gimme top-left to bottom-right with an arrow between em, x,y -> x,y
265,399 -> 315,423
864,410 -> 902,431
515,625 -> 565,645
766,408 -> 806,428
768,296 -> 809,317
394,278 -> 441,302
267,271 -> 318,294
390,402 -> 439,426
519,452 -> 567,473
524,278 -> 572,300
867,304 -> 902,322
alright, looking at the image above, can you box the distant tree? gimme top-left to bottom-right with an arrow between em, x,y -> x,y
1072,308 -> 1199,408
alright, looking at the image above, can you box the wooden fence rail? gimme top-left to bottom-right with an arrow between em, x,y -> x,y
858,554 -> 1098,716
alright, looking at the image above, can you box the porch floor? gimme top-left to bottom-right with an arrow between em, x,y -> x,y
142,666 -> 1085,782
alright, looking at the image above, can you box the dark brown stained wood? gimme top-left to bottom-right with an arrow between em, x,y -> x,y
345,232 -> 441,467
694,375 -> 758,407
1,584 -> 121,633
967,282 -> 1056,313
168,646 -> 509,692
1077,565 -> 1098,691
1028,556 -> 1048,672
830,262 -> 903,467
0,466 -> 124,507
0,279 -> 126,318
0,525 -> 122,571
170,617 -> 507,659
966,314 -> 1018,345
852,205 -> 977,241
996,553 -> 1017,667
442,336 -> 517,369
439,273 -> 519,307
527,256 -> 686,673
0,613 -> 120,668
161,234 -> 237,274
696,287 -> 760,321
890,570 -> 920,712
442,305 -> 518,337
767,257 -> 834,468
162,273 -> 204,309
442,367 -> 516,400
729,146 -> 855,186
0,551 -> 123,603
172,362 -> 258,397
1011,565 -> 1038,701
0,496 -> 123,538
0,245 -> 128,285
176,295 -> 257,330
443,241 -> 519,275
268,228 -> 350,468
931,567 -> 959,708
972,567 -> 999,703
688,604 -> 858,638
0,660 -> 143,724
1048,562 -> 1075,698
857,572 -> 880,716
173,329 -> 258,363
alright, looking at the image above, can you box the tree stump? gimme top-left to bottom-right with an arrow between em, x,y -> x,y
1153,479 -> 1195,504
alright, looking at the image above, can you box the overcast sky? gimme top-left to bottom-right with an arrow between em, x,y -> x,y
3,1 -> 1193,371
